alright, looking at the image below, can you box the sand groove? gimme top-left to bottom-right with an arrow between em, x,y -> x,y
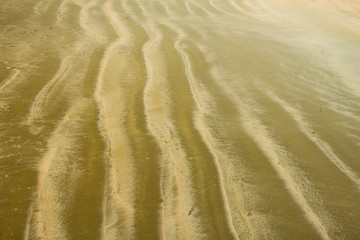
26,57 -> 72,127
0,69 -> 21,94
94,44 -> 136,240
174,40 -> 240,240
207,64 -> 334,239
142,23 -> 205,240
1,0 -> 360,239
24,101 -> 92,240
264,90 -> 360,190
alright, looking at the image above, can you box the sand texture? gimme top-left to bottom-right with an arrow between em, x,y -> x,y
1,0 -> 360,239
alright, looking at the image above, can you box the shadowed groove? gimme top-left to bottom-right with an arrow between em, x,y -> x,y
0,69 -> 21,94
181,41 -> 257,238
173,39 -> 241,240
173,35 -> 326,239
142,23 -> 204,240
25,57 -> 72,129
208,65 -> 333,239
154,23 -> 240,239
94,38 -> 139,239
24,100 -> 93,240
187,1 -> 215,18
264,90 -> 360,190
1,0 -> 360,239
111,1 -> 165,238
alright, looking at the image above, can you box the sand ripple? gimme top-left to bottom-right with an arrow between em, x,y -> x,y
0,0 -> 360,239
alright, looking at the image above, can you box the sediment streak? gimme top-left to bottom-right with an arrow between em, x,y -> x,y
174,39 -> 240,240
1,0 -> 360,239
24,101 -> 90,240
94,40 -> 136,240
142,23 -> 205,240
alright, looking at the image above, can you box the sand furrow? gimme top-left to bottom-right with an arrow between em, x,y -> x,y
173,42 -> 212,114
182,0 -> 222,17
208,66 -> 332,239
174,41 -> 241,240
78,0 -> 111,41
228,0 -> 252,11
192,113 -> 255,239
242,115 -> 331,240
188,1 -> 216,17
211,0 -> 243,16
0,69 -> 21,95
147,22 -> 241,239
142,23 -> 206,240
103,0 -> 129,38
92,4 -> 150,236
53,0 -> 75,26
94,39 -> 137,239
227,0 -> 248,13
104,1 -> 166,238
183,42 -> 263,238
207,0 -> 229,15
184,1 -> 197,17
54,0 -> 83,30
265,90 -> 360,190
24,101 -> 91,240
25,57 -> 72,128
1,0 -> 360,239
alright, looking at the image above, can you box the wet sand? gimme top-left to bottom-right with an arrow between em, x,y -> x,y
1,0 -> 360,239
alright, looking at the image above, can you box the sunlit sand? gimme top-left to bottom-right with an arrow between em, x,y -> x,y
1,0 -> 360,239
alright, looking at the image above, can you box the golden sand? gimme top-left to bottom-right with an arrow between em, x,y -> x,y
1,0 -> 360,239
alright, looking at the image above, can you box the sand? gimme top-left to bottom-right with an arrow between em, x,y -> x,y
1,0 -> 360,239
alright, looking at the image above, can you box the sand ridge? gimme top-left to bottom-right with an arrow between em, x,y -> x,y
0,0 -> 360,239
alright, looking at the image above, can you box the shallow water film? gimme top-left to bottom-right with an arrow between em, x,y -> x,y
1,0 -> 360,239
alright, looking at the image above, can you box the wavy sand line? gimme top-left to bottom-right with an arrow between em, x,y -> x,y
193,42 -> 258,237
212,0 -> 243,16
95,49 -> 135,240
25,57 -> 72,126
53,0 -> 74,25
24,101 -> 89,240
78,0 -> 109,40
174,43 -> 212,114
94,38 -> 136,239
229,0 -> 249,10
182,0 -> 220,17
101,1 -> 171,238
142,23 -> 181,240
188,1 -> 216,17
208,0 -> 227,14
265,90 -> 360,190
54,0 -> 87,29
142,23 -> 205,240
185,0 -> 213,18
192,112 -> 255,239
93,4 -> 141,233
227,0 -> 246,12
23,206 -> 32,240
208,67 -> 331,239
103,0 -> 130,39
227,0 -> 255,17
0,69 -> 21,94
184,1 -> 198,17
140,23 -> 169,240
174,41 -> 240,239
243,115 -> 331,240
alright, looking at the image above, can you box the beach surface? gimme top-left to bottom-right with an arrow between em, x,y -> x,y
1,0 -> 360,239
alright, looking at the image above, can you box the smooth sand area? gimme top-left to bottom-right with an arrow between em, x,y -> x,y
1,0 -> 360,239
